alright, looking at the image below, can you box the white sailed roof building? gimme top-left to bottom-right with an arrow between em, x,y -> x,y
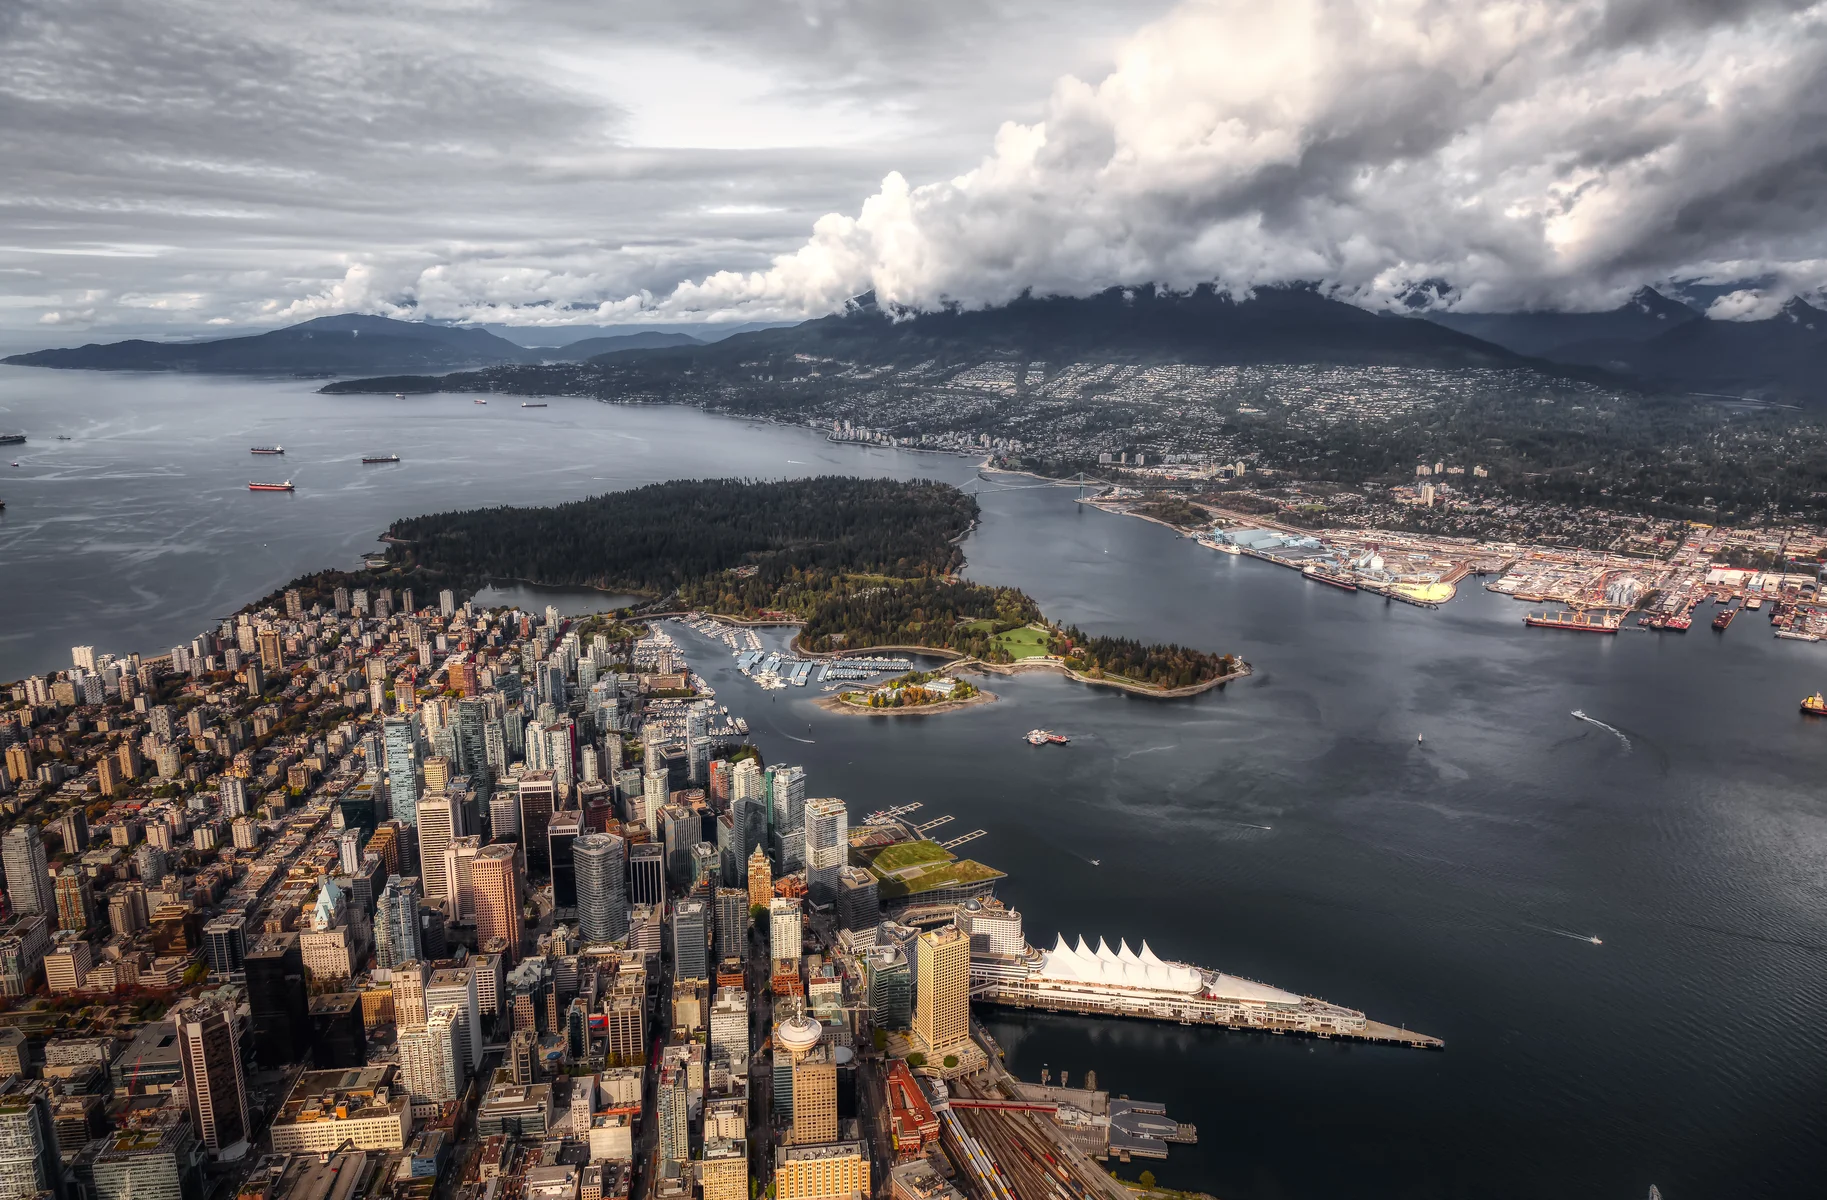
1035,936 -> 1303,1007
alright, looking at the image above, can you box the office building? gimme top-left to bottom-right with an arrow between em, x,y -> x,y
835,869 -> 880,943
0,1030 -> 23,1079
375,875 -> 423,969
268,1067 -> 412,1153
443,835 -> 482,923
766,765 -> 806,872
1,826 -> 52,919
201,913 -> 247,982
715,887 -> 748,964
472,845 -> 520,962
245,933 -> 312,1065
548,811 -> 583,909
710,987 -> 749,1079
384,717 -> 421,827
747,848 -> 772,910
770,898 -> 802,964
53,866 -> 95,934
87,1105 -> 204,1200
641,772 -> 667,836
392,960 -> 429,1028
44,940 -> 91,995
399,1004 -> 464,1103
776,1142 -> 870,1200
338,828 -> 364,874
415,790 -> 462,919
660,805 -> 698,894
574,833 -> 628,944
0,1079 -> 59,1200
176,997 -> 249,1157
55,810 -> 88,856
517,773 -> 557,876
308,993 -> 366,1069
701,1139 -> 748,1200
802,798 -> 848,905
427,967 -> 483,1072
605,993 -> 644,1064
673,898 -> 709,982
913,927 -> 970,1056
629,843 -> 665,908
656,1063 -> 689,1170
790,1046 -> 837,1145
489,790 -> 521,849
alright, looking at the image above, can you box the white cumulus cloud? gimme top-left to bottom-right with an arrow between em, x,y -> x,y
650,0 -> 1827,319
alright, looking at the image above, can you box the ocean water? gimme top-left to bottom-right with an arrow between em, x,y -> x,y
5,367 -> 1826,1197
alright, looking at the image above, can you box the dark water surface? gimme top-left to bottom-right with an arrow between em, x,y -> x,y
688,491 -> 1827,1199
6,370 -> 1827,1197
0,369 -> 968,681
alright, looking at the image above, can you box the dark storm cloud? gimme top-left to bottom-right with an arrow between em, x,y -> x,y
3,0 -> 1825,338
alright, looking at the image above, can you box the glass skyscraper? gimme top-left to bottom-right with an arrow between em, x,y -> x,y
573,833 -> 628,944
383,716 -> 421,827
765,765 -> 806,872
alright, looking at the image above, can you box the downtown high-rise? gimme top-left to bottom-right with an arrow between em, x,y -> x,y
573,833 -> 628,944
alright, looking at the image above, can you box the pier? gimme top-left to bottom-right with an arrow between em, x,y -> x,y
976,987 -> 1444,1050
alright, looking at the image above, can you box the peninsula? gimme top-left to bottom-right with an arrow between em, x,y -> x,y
320,475 -> 1243,697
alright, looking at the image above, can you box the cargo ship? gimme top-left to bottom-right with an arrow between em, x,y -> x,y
1712,607 -> 1736,631
250,446 -> 284,455
247,481 -> 295,492
1803,693 -> 1827,716
1523,609 -> 1620,633
1302,566 -> 1359,592
0,434 -> 24,446
1025,729 -> 1070,746
361,454 -> 400,464
521,402 -> 548,408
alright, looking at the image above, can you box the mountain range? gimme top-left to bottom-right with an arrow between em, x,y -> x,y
0,315 -> 702,375
1423,287 -> 1827,402
8,286 -> 1827,403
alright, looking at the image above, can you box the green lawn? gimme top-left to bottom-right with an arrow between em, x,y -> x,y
868,840 -> 955,874
992,625 -> 1052,660
877,859 -> 1008,900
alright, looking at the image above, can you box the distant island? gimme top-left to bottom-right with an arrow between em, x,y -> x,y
0,313 -> 702,375
278,475 -> 1243,696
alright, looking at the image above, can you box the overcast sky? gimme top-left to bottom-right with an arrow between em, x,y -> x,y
3,0 -> 1826,346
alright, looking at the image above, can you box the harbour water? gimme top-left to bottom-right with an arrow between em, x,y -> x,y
6,369 -> 1827,1196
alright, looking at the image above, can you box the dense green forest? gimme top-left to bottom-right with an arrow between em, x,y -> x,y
384,476 -> 974,591
1056,628 -> 1238,690
792,579 -> 1041,658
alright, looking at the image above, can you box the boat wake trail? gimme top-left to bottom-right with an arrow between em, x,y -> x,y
1525,923 -> 1604,946
1119,744 -> 1175,759
782,734 -> 816,744
1572,710 -> 1631,751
